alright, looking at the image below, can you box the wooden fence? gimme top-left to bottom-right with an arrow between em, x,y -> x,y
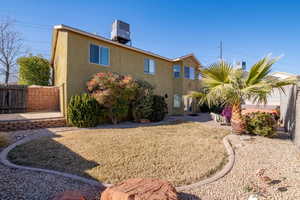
0,85 -> 28,114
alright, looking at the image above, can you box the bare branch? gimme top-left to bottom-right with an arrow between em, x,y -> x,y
0,17 -> 24,83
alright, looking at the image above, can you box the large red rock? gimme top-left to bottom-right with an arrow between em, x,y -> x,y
53,190 -> 86,200
100,178 -> 178,200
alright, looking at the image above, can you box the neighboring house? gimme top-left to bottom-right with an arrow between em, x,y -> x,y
50,24 -> 202,115
244,71 -> 296,110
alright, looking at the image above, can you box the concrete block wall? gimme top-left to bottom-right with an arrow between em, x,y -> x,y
27,86 -> 60,112
0,118 -> 66,131
293,89 -> 300,149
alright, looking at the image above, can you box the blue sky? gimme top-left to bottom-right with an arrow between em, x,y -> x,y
1,0 -> 300,74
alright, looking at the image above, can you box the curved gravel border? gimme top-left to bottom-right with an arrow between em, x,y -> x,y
176,135 -> 235,191
0,132 -> 110,188
0,131 -> 235,191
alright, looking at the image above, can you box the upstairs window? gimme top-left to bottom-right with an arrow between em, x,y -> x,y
89,44 -> 110,66
173,65 -> 181,78
144,58 -> 155,74
198,72 -> 202,80
90,44 -> 99,64
184,66 -> 195,80
184,66 -> 190,79
189,67 -> 195,80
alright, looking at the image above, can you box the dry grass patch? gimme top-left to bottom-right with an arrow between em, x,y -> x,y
0,133 -> 9,148
8,122 -> 229,186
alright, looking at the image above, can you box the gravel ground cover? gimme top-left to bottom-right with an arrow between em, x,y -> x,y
181,133 -> 300,200
0,163 -> 102,200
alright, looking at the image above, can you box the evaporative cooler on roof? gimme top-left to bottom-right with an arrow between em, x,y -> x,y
111,20 -> 131,45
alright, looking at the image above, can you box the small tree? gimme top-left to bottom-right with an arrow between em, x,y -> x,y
18,55 -> 51,85
0,18 -> 24,83
87,72 -> 138,124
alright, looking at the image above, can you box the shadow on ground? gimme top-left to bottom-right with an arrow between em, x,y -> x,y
178,192 -> 201,200
7,129 -> 101,182
55,113 -> 213,132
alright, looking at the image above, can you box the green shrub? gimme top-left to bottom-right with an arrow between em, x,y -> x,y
244,112 -> 277,137
0,134 -> 8,148
67,94 -> 102,127
18,55 -> 51,86
148,95 -> 168,122
132,95 -> 154,122
109,97 -> 130,124
131,79 -> 154,122
199,102 -> 224,114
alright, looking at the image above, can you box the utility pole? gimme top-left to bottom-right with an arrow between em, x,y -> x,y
219,40 -> 223,60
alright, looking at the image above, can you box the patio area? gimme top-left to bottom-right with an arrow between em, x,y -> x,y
0,112 -> 63,122
0,112 -> 65,131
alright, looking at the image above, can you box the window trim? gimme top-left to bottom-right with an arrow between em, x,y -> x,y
89,43 -> 110,67
184,66 -> 190,79
189,66 -> 195,80
173,64 -> 181,78
184,66 -> 196,80
144,58 -> 156,75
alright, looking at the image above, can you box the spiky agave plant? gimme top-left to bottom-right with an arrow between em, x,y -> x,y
191,55 -> 295,134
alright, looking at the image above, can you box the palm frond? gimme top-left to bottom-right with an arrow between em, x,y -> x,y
200,61 -> 233,88
246,55 -> 281,86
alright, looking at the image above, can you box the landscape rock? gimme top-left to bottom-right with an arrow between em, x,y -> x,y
100,178 -> 178,200
53,190 -> 86,200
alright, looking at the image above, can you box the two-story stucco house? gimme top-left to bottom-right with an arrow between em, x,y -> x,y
50,24 -> 203,115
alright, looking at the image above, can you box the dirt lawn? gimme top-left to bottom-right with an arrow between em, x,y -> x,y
8,121 -> 230,186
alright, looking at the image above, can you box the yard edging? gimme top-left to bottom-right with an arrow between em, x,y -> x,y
176,135 -> 235,191
0,131 -> 235,191
0,132 -> 110,188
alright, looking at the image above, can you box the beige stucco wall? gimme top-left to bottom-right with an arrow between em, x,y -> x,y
53,30 -> 68,114
54,30 -> 202,115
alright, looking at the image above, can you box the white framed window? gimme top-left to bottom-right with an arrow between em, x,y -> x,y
89,44 -> 110,66
144,58 -> 155,74
173,65 -> 181,78
173,94 -> 181,108
184,66 -> 190,79
184,66 -> 195,80
189,67 -> 195,80
198,72 -> 202,80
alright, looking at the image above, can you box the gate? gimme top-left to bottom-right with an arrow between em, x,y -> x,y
0,85 -> 28,114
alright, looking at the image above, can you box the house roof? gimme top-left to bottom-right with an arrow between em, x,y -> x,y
173,53 -> 201,66
270,71 -> 297,77
50,24 -> 201,67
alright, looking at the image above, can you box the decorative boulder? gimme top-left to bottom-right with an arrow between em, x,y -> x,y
53,190 -> 86,200
100,178 -> 178,200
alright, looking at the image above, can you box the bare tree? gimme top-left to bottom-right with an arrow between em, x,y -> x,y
0,18 -> 24,84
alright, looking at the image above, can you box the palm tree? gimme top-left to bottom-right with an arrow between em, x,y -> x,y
191,55 -> 295,134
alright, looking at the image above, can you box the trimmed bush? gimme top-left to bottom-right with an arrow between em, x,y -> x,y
148,95 -> 168,122
67,94 -> 102,127
131,80 -> 154,122
132,95 -> 154,122
244,112 -> 277,137
0,134 -> 8,148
